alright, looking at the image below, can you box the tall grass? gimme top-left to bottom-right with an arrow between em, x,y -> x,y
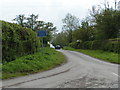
2,47 -> 65,79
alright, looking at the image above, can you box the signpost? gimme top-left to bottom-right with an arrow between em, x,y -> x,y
37,30 -> 46,56
37,30 -> 47,37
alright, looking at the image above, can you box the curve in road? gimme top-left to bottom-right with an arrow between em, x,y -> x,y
2,50 -> 119,88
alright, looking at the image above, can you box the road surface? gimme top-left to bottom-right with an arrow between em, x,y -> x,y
2,50 -> 119,88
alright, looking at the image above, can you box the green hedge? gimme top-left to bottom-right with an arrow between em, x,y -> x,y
102,40 -> 119,53
69,41 -> 81,49
2,21 -> 41,62
69,39 -> 120,53
69,42 -> 78,49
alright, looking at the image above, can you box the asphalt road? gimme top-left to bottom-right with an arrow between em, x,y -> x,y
2,50 -> 119,88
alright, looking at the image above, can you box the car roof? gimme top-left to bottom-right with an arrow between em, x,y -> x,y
56,45 -> 60,46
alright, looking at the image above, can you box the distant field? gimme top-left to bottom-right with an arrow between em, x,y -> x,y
2,47 -> 65,79
64,47 -> 119,64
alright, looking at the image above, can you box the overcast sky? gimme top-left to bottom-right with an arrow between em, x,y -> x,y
0,0 -> 117,32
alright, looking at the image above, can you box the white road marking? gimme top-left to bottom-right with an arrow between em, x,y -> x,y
112,72 -> 120,77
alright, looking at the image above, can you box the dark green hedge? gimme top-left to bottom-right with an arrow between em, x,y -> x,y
69,39 -> 120,53
2,21 -> 41,62
102,40 -> 119,53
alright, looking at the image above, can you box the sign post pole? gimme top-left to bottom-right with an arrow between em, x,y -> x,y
42,37 -> 44,56
37,30 -> 46,56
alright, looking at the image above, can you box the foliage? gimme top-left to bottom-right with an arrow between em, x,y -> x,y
0,21 -> 2,62
53,31 -> 69,47
56,1 -> 120,52
62,13 -> 80,31
62,13 -> 80,43
13,14 -> 57,45
72,25 -> 95,42
13,15 -> 26,27
25,14 -> 39,31
102,40 -> 120,53
68,38 -> 120,53
2,47 -> 65,79
64,47 -> 119,64
82,41 -> 93,49
2,21 -> 41,62
94,9 -> 120,40
69,41 -> 81,49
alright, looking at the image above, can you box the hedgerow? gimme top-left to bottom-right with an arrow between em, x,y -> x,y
69,39 -> 120,53
2,21 -> 41,62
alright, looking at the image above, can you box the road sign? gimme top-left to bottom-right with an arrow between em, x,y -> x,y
37,30 -> 46,37
37,30 -> 46,56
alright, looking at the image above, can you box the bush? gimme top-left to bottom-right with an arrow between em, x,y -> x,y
80,39 -> 120,53
69,41 -> 81,49
91,40 -> 102,50
2,21 -> 41,62
82,41 -> 93,49
102,40 -> 119,53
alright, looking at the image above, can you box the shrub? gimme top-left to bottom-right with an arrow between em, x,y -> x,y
69,41 -> 81,49
91,40 -> 102,50
82,41 -> 93,49
2,21 -> 41,62
102,41 -> 119,53
79,39 -> 120,53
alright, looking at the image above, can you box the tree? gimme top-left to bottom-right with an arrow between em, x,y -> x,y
34,21 -> 45,30
42,22 -> 57,45
62,13 -> 80,43
94,9 -> 120,39
53,31 -> 69,47
73,20 -> 95,42
25,14 -> 39,31
13,14 -> 57,46
89,1 -> 120,40
13,14 -> 26,27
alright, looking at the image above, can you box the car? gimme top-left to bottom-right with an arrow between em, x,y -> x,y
55,45 -> 61,49
50,44 -> 55,48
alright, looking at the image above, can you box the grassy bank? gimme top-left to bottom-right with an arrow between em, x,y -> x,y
2,47 -> 65,79
64,47 -> 119,64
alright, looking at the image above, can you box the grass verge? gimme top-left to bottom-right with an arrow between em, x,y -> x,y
2,47 -> 65,79
64,47 -> 119,64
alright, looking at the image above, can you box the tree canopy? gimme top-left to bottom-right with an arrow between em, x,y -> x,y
53,1 -> 120,47
13,14 -> 57,45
